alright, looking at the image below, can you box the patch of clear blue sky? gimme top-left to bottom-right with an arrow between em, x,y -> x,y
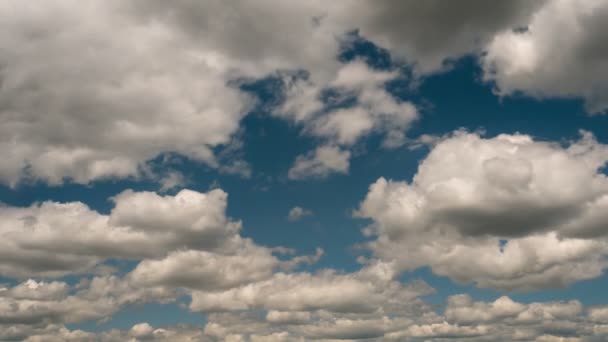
4,34 -> 608,332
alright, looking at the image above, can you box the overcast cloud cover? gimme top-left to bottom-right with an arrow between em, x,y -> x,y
2,1 -> 608,341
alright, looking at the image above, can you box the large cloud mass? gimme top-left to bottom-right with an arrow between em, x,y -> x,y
0,188 -> 277,279
3,0 -> 594,185
3,1 -> 608,341
358,131 -> 608,290
483,0 -> 608,113
0,1 -> 255,186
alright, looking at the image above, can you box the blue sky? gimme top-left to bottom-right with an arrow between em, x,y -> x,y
2,1 -> 608,341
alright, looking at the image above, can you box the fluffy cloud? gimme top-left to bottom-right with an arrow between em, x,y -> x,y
190,261 -> 432,314
12,323 -> 207,342
6,289 -> 608,341
0,188 -> 306,282
483,0 -> 608,113
445,294 -> 582,325
358,131 -> 608,290
3,0 -> 605,187
288,145 -> 351,180
0,189 -> 244,278
278,61 -> 417,147
390,322 -> 489,339
4,2 -> 608,341
128,245 -> 278,291
134,1 -> 545,77
0,1 -> 256,186
336,0 -> 545,74
1,1 -> 429,185
183,295 -> 608,341
0,262 -> 434,341
0,277 -> 174,327
281,61 -> 417,179
287,206 -> 313,222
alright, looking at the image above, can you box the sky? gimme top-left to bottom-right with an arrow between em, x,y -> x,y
2,1 -> 608,341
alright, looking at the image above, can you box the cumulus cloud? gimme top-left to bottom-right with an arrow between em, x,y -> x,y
0,1 -> 257,186
336,0 -> 545,74
357,131 -> 608,290
287,206 -> 313,222
4,2 -> 608,341
0,276 -> 175,328
0,1 -> 428,186
6,181 -> 607,340
129,246 -> 278,291
0,188 -> 319,280
288,145 -> 351,180
3,0 -> 606,187
278,61 -> 417,147
391,322 -> 489,339
0,189 -> 237,278
64,295 -> 608,341
157,171 -> 187,192
190,261 -> 432,314
280,61 -> 418,180
445,294 -> 582,325
6,285 -> 608,341
483,0 -> 608,113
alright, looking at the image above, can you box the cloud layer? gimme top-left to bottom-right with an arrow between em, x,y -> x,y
3,1 -> 608,340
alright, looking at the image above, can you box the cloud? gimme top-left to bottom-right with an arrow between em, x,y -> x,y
280,61 -> 418,180
128,0 -> 343,81
5,179 -> 607,340
266,311 -> 311,325
288,145 -> 351,180
336,0 -> 545,74
357,130 -> 608,290
0,189 -> 229,277
0,276 -> 175,328
287,206 -> 313,222
0,188 -> 318,279
27,293 -> 606,341
189,261 -> 432,314
393,322 -> 489,339
129,246 -> 278,291
5,0 -> 606,187
483,0 -> 608,113
157,171 -> 187,192
4,2 -> 608,341
6,283 -> 608,341
281,61 -> 418,147
445,294 -> 582,325
0,1 -> 256,186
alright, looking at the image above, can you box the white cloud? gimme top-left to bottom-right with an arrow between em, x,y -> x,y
3,0 -> 603,187
395,322 -> 489,339
0,276 -> 175,327
0,188 -> 320,280
0,1 -> 256,186
158,171 -> 187,192
357,131 -> 608,290
129,246 -> 278,291
279,61 -> 418,181
6,289 -> 608,341
315,62 -> 417,147
0,189 -> 234,278
287,206 -> 313,222
335,0 -> 544,74
4,2 -> 608,341
190,262 -> 432,314
445,294 -> 582,325
288,145 -> 351,180
483,0 -> 608,113
266,311 -> 311,325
